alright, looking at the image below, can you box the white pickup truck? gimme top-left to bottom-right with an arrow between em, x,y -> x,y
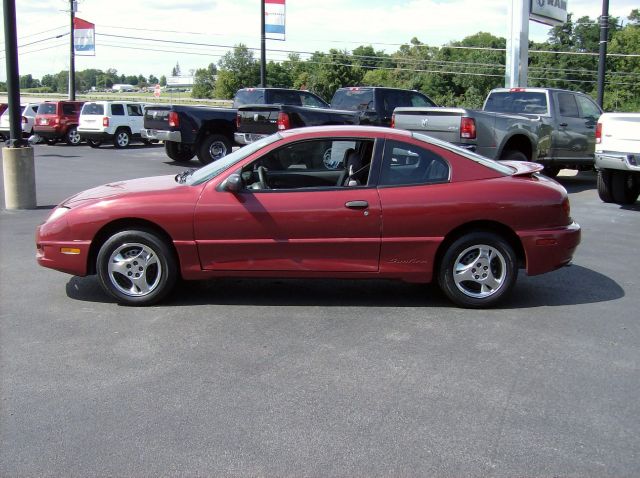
595,113 -> 640,205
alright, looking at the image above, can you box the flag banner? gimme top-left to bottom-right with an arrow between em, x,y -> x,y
265,0 -> 285,41
74,17 -> 95,56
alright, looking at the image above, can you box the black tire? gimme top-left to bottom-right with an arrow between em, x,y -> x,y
113,128 -> 131,149
438,232 -> 518,308
197,134 -> 232,165
165,140 -> 195,162
542,165 -> 560,178
500,150 -> 528,162
96,229 -> 177,306
597,169 -> 614,203
45,138 -> 57,145
611,170 -> 639,205
64,126 -> 81,146
87,138 -> 102,148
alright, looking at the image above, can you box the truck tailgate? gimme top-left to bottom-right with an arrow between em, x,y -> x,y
143,106 -> 171,130
237,105 -> 281,135
393,107 -> 467,143
598,114 -> 640,154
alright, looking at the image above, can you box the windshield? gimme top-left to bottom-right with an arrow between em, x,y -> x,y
82,103 -> 104,115
187,134 -> 282,185
412,132 -> 514,175
37,103 -> 57,115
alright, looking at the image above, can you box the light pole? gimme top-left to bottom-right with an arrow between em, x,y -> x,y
69,0 -> 76,100
596,0 -> 610,108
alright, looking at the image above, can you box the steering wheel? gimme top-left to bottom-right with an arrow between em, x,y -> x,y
257,166 -> 270,189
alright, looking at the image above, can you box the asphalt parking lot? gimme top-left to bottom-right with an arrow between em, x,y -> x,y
1,142 -> 639,477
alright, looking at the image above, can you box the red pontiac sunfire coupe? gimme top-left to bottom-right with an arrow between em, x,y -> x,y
36,126 -> 581,308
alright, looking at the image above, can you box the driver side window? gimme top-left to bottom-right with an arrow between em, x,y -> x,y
240,139 -> 374,191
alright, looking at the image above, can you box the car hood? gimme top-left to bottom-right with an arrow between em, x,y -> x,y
63,174 -> 186,206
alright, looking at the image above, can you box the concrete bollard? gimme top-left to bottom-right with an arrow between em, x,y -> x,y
2,146 -> 37,209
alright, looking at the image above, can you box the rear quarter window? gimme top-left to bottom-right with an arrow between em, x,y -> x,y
62,103 -> 76,115
111,104 -> 125,116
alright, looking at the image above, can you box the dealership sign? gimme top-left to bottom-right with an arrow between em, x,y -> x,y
530,0 -> 568,26
73,17 -> 95,56
265,0 -> 286,41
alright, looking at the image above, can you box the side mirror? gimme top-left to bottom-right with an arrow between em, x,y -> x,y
223,173 -> 243,193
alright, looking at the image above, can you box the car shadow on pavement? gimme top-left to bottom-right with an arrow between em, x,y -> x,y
65,264 -> 624,309
555,171 -> 597,194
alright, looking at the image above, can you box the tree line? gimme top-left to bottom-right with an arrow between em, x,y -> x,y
3,9 -> 638,111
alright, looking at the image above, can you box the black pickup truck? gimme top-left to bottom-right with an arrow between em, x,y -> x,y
234,87 -> 437,145
142,88 -> 329,165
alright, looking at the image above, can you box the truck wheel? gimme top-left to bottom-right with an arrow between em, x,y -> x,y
165,141 -> 195,162
597,170 -> 614,203
438,231 -> 517,309
501,150 -> 528,163
65,126 -> 82,146
197,134 -> 231,165
611,171 -> 639,205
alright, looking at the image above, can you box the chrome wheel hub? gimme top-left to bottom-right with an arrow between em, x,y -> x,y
208,141 -> 227,161
107,243 -> 162,297
453,244 -> 506,299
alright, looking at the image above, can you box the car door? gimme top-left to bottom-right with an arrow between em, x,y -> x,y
575,94 -> 602,159
551,91 -> 593,162
194,138 -> 382,272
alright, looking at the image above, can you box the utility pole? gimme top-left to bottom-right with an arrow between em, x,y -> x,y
260,0 -> 266,87
596,0 -> 610,108
3,0 -> 24,147
69,0 -> 76,100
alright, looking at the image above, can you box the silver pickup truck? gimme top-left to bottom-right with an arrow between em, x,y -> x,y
392,87 -> 602,177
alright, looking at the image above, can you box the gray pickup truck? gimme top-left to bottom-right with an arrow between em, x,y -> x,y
392,87 -> 602,177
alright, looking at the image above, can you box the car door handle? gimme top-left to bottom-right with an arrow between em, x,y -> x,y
345,200 -> 368,209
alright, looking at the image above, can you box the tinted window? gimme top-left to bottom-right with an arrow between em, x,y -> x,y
379,140 -> 449,186
37,103 -> 57,115
382,90 -> 435,116
268,90 -> 302,106
331,89 -> 374,111
484,92 -> 549,115
82,103 -> 104,115
233,89 -> 264,107
62,103 -> 76,115
300,92 -> 328,108
127,104 -> 143,116
576,95 -> 601,119
111,104 -> 125,116
557,93 -> 579,117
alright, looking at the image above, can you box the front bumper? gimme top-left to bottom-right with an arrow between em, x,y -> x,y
519,222 -> 581,276
595,151 -> 640,172
142,129 -> 181,142
234,132 -> 268,145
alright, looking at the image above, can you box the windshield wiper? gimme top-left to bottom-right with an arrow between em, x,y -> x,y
175,168 -> 196,184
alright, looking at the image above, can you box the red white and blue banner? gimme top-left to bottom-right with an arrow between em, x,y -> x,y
265,0 -> 286,41
74,17 -> 95,56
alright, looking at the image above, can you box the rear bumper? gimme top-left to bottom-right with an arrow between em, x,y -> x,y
519,222 -> 581,276
142,129 -> 181,142
34,125 -> 65,139
234,132 -> 268,145
595,151 -> 640,172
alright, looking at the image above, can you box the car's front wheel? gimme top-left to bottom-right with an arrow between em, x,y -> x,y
438,232 -> 517,308
96,229 -> 177,306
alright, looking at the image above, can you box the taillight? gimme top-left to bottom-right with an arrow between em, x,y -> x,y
52,117 -> 60,125
277,112 -> 290,130
391,113 -> 396,128
236,113 -> 241,129
168,111 -> 179,128
595,122 -> 602,144
103,116 -> 109,127
460,117 -> 476,139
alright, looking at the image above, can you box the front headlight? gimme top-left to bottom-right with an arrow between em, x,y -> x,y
47,206 -> 70,223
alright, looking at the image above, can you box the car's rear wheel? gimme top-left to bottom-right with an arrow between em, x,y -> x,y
65,126 -> 81,146
165,141 -> 195,162
597,169 -> 614,203
197,134 -> 231,165
611,170 -> 639,204
542,165 -> 560,178
501,150 -> 528,163
113,128 -> 131,148
87,138 -> 102,148
96,229 -> 177,306
438,232 -> 517,308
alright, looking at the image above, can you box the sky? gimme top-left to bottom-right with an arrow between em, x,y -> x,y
1,0 -> 638,82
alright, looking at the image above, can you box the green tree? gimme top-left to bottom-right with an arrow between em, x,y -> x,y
191,63 -> 218,99
171,62 -> 181,76
214,44 -> 260,98
148,74 -> 159,85
160,75 -> 167,86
